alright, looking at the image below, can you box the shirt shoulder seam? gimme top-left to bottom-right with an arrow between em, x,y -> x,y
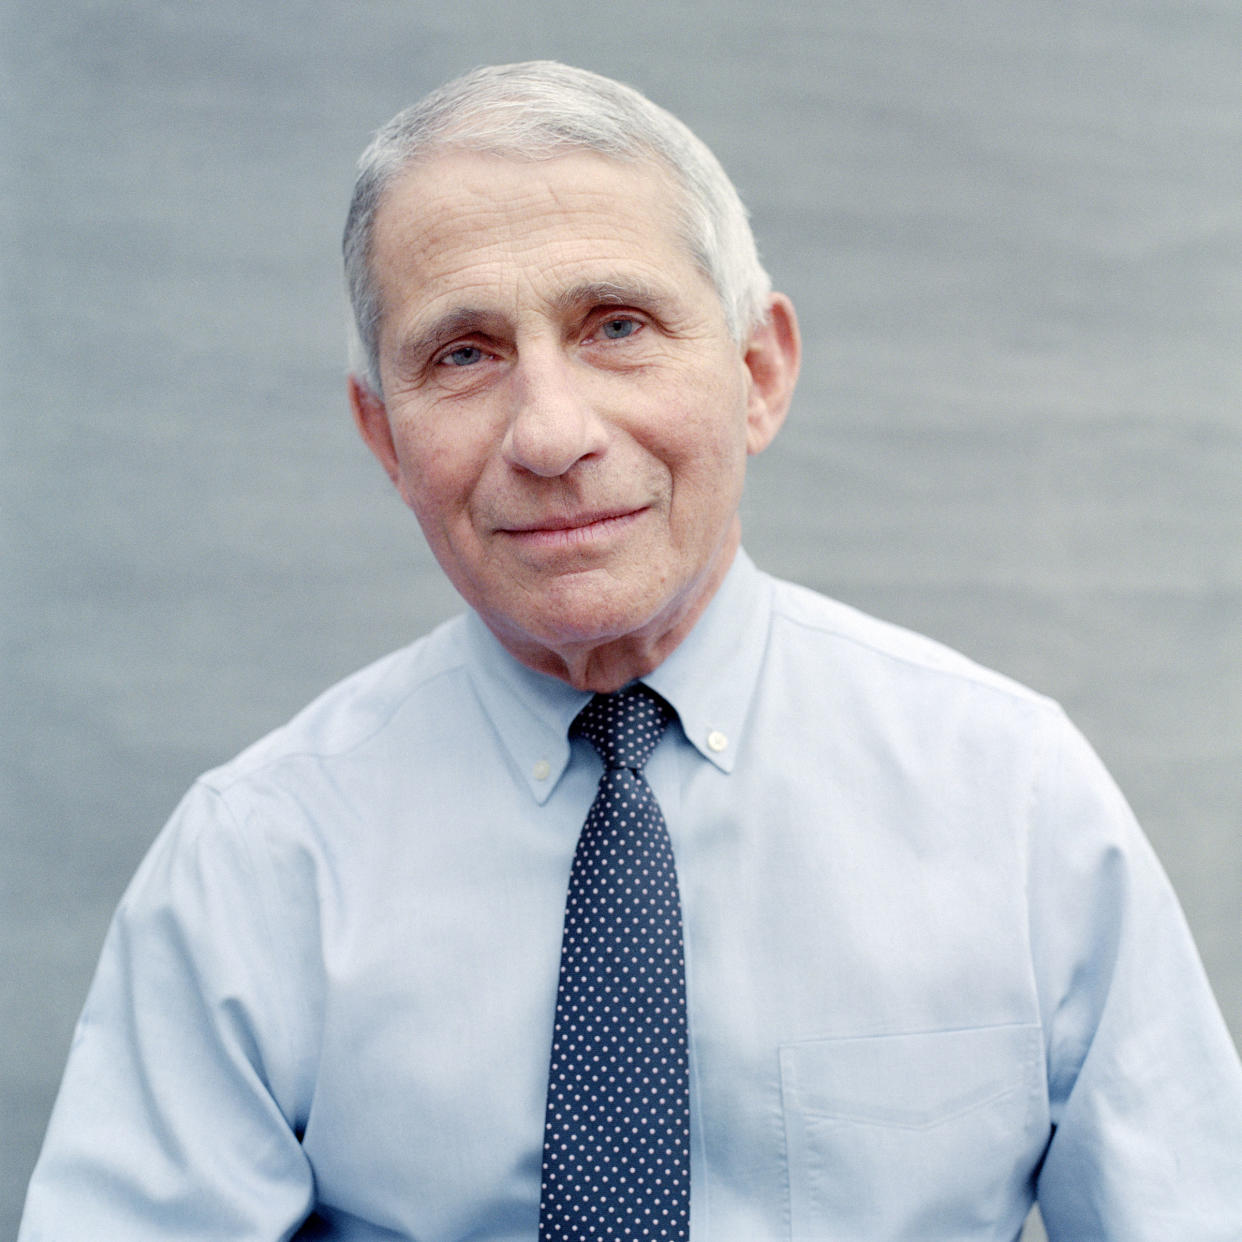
767,584 -> 1059,713
197,644 -> 471,798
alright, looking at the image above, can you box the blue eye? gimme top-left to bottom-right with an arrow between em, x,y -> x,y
600,317 -> 639,340
443,345 -> 484,367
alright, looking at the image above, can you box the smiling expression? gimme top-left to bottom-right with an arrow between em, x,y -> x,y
352,149 -> 793,689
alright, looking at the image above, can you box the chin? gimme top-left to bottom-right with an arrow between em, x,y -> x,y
515,591 -> 668,650
532,606 -> 650,648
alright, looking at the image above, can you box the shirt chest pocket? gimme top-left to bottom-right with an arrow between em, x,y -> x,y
779,1025 -> 1046,1241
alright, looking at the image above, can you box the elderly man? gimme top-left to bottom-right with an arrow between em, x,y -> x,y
20,61 -> 1241,1241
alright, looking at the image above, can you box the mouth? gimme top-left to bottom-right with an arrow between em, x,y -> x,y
499,507 -> 646,550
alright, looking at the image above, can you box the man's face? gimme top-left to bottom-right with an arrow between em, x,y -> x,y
354,150 -> 793,688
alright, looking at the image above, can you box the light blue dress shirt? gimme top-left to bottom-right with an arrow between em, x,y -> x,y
21,552 -> 1242,1240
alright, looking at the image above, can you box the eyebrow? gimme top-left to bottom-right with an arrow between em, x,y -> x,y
551,279 -> 673,316
394,306 -> 506,373
393,277 -> 677,373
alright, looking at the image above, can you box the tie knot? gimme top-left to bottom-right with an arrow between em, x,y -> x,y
572,685 -> 674,772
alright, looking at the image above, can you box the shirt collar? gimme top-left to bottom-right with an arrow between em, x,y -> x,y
462,548 -> 772,800
463,611 -> 589,805
643,548 -> 771,774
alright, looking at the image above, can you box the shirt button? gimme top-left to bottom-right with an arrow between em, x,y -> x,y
707,730 -> 728,753
533,759 -> 551,781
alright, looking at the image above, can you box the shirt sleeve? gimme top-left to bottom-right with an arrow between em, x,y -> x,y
1028,711 -> 1242,1239
19,781 -> 318,1241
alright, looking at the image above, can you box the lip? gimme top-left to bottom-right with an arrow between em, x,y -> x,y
499,507 -> 646,550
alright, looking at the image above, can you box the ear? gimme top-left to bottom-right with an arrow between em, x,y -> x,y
742,293 -> 800,456
349,374 -> 401,486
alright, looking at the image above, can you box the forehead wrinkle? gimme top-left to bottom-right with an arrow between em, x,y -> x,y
375,155 -> 715,372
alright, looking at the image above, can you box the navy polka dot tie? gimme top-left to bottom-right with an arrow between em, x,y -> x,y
539,685 -> 690,1241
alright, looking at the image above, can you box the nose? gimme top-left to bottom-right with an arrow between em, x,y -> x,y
501,349 -> 608,477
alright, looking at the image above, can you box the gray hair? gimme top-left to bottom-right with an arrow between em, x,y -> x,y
343,60 -> 771,394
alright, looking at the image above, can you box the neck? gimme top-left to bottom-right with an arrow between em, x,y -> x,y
524,631 -> 684,694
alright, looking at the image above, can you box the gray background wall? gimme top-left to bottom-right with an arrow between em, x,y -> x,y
3,2 -> 1239,1236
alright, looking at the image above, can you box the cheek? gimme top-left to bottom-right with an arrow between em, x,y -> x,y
392,425 -> 478,528
660,418 -> 750,538
674,393 -> 752,485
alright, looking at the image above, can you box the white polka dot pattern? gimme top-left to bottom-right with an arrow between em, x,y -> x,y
538,685 -> 690,1241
